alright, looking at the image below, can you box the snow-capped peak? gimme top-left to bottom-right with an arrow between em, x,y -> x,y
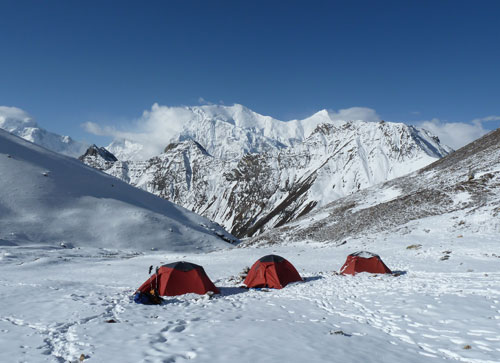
0,106 -> 88,157
87,108 -> 453,238
107,104 -> 401,161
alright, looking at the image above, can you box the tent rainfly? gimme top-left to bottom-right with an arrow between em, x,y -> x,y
244,255 -> 302,289
340,251 -> 392,275
137,261 -> 220,297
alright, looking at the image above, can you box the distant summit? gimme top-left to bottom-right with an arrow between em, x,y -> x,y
80,144 -> 118,161
0,106 -> 88,157
106,103 -> 352,161
79,144 -> 118,171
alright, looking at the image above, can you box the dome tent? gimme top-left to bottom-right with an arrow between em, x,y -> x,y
340,251 -> 392,275
244,255 -> 302,289
136,261 -> 219,297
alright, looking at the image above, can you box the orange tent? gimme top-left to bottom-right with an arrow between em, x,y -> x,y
137,261 -> 219,296
340,251 -> 392,275
244,255 -> 302,289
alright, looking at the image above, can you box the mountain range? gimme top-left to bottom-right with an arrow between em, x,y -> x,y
246,128 -> 500,247
78,104 -> 452,238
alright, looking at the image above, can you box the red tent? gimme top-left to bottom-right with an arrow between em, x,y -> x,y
244,255 -> 302,289
340,251 -> 392,275
137,261 -> 220,296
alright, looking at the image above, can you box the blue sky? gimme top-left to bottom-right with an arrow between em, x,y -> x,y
1,0 -> 499,145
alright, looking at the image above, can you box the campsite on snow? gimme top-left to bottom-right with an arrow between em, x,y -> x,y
2,1 -> 500,361
1,110 -> 499,363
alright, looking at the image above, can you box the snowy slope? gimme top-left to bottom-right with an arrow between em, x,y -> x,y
247,128 -> 500,247
0,129 -> 236,251
0,106 -> 88,157
85,116 -> 451,238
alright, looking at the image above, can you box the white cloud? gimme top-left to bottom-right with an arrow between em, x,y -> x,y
0,106 -> 30,120
0,106 -> 36,130
415,117 -> 497,150
82,121 -> 107,136
140,103 -> 193,136
82,104 -> 384,159
82,122 -> 139,140
470,115 -> 500,124
328,107 -> 381,122
198,97 -> 214,105
83,103 -> 197,159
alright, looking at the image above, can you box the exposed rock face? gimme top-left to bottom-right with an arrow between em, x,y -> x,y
80,113 -> 451,238
246,128 -> 500,246
79,145 -> 118,171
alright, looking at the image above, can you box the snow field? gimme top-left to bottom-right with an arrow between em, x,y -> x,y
1,232 -> 499,363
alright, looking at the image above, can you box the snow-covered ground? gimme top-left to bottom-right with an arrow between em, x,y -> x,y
1,222 -> 499,363
0,129 -> 235,250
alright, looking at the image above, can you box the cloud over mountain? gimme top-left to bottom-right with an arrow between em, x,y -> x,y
83,103 -> 499,159
83,104 -> 384,160
0,106 -> 88,157
415,116 -> 500,150
327,107 -> 380,123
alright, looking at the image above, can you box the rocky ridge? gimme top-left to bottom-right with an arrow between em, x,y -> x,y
245,128 -> 500,246
81,108 -> 451,238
